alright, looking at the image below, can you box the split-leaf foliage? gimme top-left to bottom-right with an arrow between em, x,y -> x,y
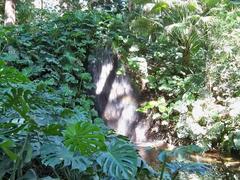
1,0 -> 240,179
0,11 -> 142,179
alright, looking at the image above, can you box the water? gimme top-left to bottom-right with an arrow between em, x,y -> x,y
88,48 -> 149,142
137,142 -> 240,179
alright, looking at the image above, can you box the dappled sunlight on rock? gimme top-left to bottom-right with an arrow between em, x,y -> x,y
96,62 -> 114,95
191,98 -> 225,122
186,117 -> 207,135
33,0 -> 60,10
4,0 -> 16,25
229,98 -> 240,117
88,49 -> 144,141
134,121 -> 149,142
108,78 -> 133,100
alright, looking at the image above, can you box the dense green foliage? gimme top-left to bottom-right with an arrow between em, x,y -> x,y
0,0 -> 240,179
0,11 -> 142,179
127,0 -> 240,153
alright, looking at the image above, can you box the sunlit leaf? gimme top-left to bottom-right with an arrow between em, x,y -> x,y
64,122 -> 106,155
0,139 -> 18,160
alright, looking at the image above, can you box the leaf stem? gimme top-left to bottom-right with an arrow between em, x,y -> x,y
159,159 -> 166,180
10,134 -> 29,180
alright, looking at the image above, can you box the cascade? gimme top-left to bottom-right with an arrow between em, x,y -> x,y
88,48 -> 149,142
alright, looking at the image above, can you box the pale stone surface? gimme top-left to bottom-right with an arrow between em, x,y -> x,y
186,117 -> 207,135
143,3 -> 155,12
33,0 -> 60,9
4,0 -> 16,25
229,98 -> 240,117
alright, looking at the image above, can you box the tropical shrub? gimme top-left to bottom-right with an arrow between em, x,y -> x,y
175,2 -> 240,152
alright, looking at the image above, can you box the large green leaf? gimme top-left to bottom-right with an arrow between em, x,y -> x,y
97,139 -> 138,179
150,2 -> 169,14
137,158 -> 158,177
6,88 -> 30,115
233,130 -> 240,149
18,169 -> 38,180
158,145 -> 203,162
0,139 -> 18,160
64,122 -> 106,156
0,60 -> 29,84
133,0 -> 152,5
40,143 -> 91,171
202,0 -> 219,7
166,161 -> 211,175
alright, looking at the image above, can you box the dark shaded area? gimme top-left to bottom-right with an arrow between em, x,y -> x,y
88,48 -> 140,140
88,49 -> 118,117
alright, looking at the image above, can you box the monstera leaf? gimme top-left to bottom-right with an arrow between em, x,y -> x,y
233,130 -> 240,149
0,60 -> 29,84
96,139 -> 138,179
0,139 -> 18,160
64,122 -> 106,156
166,161 -> 211,175
202,0 -> 219,7
158,145 -> 211,177
137,157 -> 158,177
40,143 -> 91,171
158,145 -> 203,162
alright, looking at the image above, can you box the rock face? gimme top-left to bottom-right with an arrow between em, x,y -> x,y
88,48 -> 140,141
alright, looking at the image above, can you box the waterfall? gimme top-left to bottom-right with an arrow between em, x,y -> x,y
88,48 -> 149,142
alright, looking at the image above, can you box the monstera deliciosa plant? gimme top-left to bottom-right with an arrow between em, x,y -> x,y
0,56 -> 139,179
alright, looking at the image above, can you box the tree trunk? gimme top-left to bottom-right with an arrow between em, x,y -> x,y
183,44 -> 190,66
4,0 -> 16,25
41,0 -> 44,9
128,0 -> 134,12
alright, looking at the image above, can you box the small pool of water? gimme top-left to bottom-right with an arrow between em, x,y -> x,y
136,141 -> 240,179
